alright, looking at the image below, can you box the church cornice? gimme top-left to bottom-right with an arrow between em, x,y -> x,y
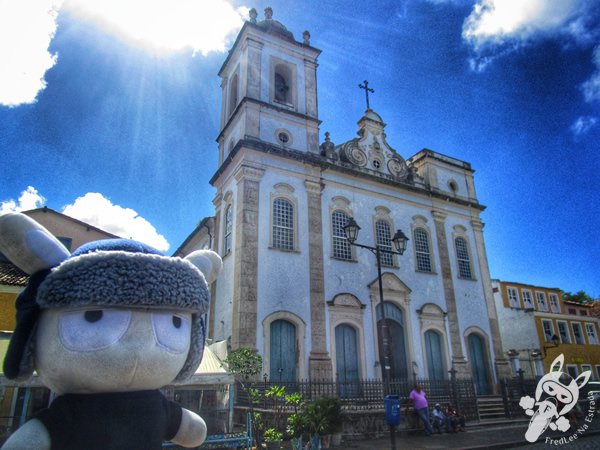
216,97 -> 321,143
210,138 -> 486,211
218,22 -> 321,77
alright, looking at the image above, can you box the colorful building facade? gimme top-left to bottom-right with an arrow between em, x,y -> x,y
493,279 -> 600,379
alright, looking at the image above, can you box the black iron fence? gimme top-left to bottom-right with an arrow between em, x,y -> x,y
235,377 -> 479,421
500,373 -> 596,419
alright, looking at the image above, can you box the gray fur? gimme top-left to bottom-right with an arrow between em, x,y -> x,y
37,251 -> 209,313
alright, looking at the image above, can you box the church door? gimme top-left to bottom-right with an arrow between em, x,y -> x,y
425,330 -> 446,380
270,319 -> 296,383
377,302 -> 408,380
467,333 -> 491,395
335,324 -> 360,397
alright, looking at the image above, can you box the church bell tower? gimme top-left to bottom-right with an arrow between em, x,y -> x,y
216,7 -> 321,164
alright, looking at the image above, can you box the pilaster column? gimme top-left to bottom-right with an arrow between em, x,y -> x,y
245,38 -> 263,100
471,218 -> 512,380
305,179 -> 333,380
303,59 -> 318,119
432,210 -> 469,377
231,165 -> 264,350
209,193 -> 223,340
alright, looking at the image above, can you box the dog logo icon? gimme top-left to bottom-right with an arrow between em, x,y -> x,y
520,354 -> 591,442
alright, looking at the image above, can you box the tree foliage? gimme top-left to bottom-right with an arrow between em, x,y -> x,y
223,347 -> 262,380
562,290 -> 594,304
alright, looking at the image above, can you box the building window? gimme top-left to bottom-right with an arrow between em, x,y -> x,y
522,290 -> 533,309
272,198 -> 294,251
507,287 -> 520,308
566,365 -> 579,379
228,73 -> 239,116
585,323 -> 599,344
57,236 -> 72,251
224,204 -> 232,254
332,210 -> 352,260
572,322 -> 585,345
413,228 -> 432,273
454,237 -> 472,279
549,294 -> 560,313
568,308 -> 576,315
536,292 -> 548,311
557,321 -> 571,344
581,364 -> 593,379
375,220 -> 394,267
274,73 -> 289,103
580,310 -> 588,316
542,319 -> 555,343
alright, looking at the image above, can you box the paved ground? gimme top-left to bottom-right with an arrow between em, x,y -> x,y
343,419 -> 600,449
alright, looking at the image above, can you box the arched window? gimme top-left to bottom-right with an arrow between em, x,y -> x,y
454,236 -> 472,279
270,319 -> 296,382
376,302 -> 408,379
274,72 -> 289,103
223,204 -> 232,254
228,73 -> 239,116
272,198 -> 294,250
375,220 -> 393,267
332,210 -> 352,260
413,228 -> 432,272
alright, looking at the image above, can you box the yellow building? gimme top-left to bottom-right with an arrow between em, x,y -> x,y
492,279 -> 600,379
1,208 -> 119,336
535,299 -> 600,378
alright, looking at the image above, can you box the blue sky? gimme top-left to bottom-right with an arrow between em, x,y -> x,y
1,0 -> 599,297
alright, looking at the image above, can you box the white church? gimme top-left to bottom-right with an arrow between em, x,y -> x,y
178,7 -> 511,394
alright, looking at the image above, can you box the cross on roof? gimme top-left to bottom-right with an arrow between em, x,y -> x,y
358,80 -> 374,109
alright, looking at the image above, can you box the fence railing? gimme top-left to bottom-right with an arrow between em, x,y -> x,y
500,373 -> 596,419
235,377 -> 479,421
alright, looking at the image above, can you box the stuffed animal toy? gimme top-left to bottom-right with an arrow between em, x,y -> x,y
0,212 -> 222,450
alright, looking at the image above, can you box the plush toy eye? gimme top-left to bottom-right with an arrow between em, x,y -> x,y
151,312 -> 191,354
59,309 -> 132,352
84,310 -> 103,323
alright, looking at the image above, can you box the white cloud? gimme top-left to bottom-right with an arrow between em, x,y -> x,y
462,0 -> 599,71
0,186 -> 46,214
62,192 -> 170,251
581,46 -> 600,102
64,0 -> 249,55
570,115 -> 598,136
0,0 -> 63,107
0,1 -> 248,107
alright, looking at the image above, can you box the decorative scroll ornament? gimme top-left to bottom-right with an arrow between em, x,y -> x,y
339,141 -> 368,167
388,157 -> 408,178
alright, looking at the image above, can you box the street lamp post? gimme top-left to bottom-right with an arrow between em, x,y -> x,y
343,217 -> 409,450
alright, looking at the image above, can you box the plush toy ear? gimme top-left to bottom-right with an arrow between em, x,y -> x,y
575,370 -> 592,388
0,212 -> 70,274
185,250 -> 222,284
550,354 -> 564,373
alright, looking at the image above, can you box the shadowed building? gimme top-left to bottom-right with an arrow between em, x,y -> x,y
181,8 -> 511,392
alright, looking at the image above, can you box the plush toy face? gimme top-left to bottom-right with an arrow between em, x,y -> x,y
35,307 -> 191,395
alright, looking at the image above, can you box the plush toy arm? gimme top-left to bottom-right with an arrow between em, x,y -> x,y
1,418 -> 51,450
170,408 -> 207,448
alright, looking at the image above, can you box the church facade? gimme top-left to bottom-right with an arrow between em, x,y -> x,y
206,8 -> 510,392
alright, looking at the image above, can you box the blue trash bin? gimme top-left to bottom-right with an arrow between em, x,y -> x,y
384,395 -> 401,426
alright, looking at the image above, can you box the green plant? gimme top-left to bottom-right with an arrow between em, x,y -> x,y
285,392 -> 306,439
303,397 -> 344,436
264,427 -> 284,442
222,348 -> 264,446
